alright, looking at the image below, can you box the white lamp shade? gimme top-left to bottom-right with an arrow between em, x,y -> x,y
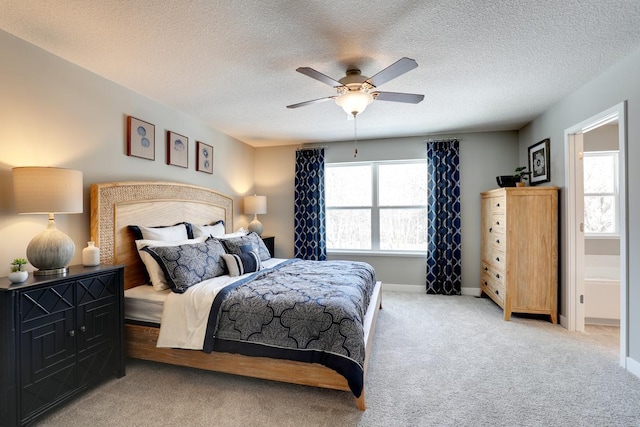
13,167 -> 83,214
244,195 -> 267,215
335,91 -> 373,116
12,167 -> 83,275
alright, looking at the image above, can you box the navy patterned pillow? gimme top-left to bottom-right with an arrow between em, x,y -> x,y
221,250 -> 261,277
220,232 -> 271,261
142,237 -> 227,293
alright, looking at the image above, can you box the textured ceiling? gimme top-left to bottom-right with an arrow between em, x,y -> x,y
1,1 -> 640,147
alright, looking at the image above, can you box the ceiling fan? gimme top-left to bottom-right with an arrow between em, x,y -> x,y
286,57 -> 424,117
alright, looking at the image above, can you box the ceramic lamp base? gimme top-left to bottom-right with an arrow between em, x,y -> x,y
248,217 -> 263,236
26,217 -> 75,275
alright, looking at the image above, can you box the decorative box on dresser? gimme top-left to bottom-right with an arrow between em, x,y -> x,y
0,265 -> 125,427
480,187 -> 558,323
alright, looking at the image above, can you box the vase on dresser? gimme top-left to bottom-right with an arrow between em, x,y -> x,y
82,241 -> 100,266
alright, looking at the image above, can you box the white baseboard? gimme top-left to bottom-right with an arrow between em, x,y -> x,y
461,287 -> 481,297
627,356 -> 640,379
559,314 -> 568,329
383,283 -> 423,293
382,283 -> 481,296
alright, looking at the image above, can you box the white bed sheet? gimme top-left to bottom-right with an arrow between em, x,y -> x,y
155,258 -> 286,350
124,285 -> 170,324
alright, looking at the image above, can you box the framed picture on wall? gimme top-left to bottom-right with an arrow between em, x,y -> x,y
126,116 -> 155,160
528,138 -> 550,185
167,130 -> 188,168
196,141 -> 213,174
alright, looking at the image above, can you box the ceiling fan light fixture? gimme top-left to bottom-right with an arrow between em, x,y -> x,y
335,90 -> 373,116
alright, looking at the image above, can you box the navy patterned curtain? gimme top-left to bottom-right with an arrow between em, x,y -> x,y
294,148 -> 326,260
426,139 -> 462,295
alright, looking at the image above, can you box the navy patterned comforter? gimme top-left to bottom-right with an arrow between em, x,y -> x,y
202,259 -> 377,397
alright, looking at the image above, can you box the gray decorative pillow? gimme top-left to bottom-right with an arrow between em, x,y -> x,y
142,237 -> 227,293
220,232 -> 271,261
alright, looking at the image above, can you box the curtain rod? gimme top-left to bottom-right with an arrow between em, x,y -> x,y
296,145 -> 328,151
426,137 -> 460,142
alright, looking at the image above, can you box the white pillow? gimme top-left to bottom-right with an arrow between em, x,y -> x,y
135,236 -> 207,291
219,228 -> 249,239
136,223 -> 189,241
191,222 -> 225,238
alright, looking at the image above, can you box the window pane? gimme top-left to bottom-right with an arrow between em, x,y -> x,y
380,208 -> 428,250
326,209 -> 371,249
584,196 -> 615,233
584,156 -> 614,193
326,165 -> 371,207
379,163 -> 428,206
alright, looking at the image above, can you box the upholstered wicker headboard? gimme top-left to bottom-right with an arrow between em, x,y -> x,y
90,181 -> 234,289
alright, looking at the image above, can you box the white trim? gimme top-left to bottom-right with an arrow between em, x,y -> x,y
559,314 -> 568,329
382,283 -> 481,296
564,101 -> 627,369
461,287 -> 482,297
564,132 -> 584,332
383,283 -> 424,293
328,250 -> 427,258
627,357 -> 640,379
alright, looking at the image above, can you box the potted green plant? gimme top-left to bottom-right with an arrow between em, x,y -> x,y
514,166 -> 532,187
8,258 -> 28,283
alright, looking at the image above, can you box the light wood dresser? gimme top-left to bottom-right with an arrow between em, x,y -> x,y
480,187 -> 558,323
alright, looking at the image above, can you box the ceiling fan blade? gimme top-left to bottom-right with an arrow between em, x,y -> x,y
286,96 -> 336,109
296,67 -> 344,87
364,57 -> 418,88
373,91 -> 424,103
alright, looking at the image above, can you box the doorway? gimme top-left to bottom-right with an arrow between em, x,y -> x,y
564,102 -> 627,368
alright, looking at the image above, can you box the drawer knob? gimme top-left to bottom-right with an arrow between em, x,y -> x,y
495,273 -> 500,279
496,221 -> 500,225
489,227 -> 493,233
496,203 -> 501,207
496,256 -> 500,262
495,289 -> 500,295
496,239 -> 500,244
80,326 -> 87,333
484,266 -> 488,271
68,330 -> 75,337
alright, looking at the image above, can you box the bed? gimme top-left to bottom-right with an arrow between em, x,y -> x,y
90,181 -> 382,410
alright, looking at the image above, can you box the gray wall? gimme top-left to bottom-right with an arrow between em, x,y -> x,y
519,45 -> 640,364
0,30 -> 256,273
255,131 -> 519,293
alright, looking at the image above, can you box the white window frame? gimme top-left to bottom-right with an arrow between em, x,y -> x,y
326,160 -> 428,255
583,150 -> 619,237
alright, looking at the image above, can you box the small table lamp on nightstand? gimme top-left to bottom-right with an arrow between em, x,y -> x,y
244,194 -> 267,236
12,167 -> 83,276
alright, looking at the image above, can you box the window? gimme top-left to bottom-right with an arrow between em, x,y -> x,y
325,161 -> 428,252
583,151 -> 619,235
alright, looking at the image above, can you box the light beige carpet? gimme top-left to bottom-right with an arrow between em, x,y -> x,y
34,292 -> 640,426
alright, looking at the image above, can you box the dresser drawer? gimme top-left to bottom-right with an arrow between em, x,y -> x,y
487,249 -> 506,272
481,271 -> 504,304
489,231 -> 506,253
490,213 -> 505,234
489,195 -> 506,213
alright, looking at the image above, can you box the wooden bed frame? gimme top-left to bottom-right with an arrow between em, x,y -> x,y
90,181 -> 382,410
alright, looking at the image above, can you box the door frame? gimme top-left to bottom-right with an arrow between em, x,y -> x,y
564,101 -> 627,368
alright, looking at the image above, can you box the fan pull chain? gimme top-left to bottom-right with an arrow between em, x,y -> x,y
353,113 -> 358,158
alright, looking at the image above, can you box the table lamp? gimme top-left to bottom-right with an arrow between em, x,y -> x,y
12,167 -> 83,276
244,194 -> 267,236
